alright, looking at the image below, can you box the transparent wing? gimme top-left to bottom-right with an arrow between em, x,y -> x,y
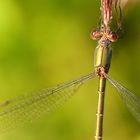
0,72 -> 95,133
105,74 -> 140,122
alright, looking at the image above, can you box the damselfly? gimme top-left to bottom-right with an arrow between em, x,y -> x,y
0,0 -> 139,140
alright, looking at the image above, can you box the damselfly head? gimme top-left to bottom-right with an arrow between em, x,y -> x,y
106,31 -> 118,42
90,29 -> 103,40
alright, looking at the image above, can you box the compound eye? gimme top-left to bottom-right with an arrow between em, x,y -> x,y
107,32 -> 118,42
90,30 -> 102,40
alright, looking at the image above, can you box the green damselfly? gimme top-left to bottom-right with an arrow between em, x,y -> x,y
0,0 -> 139,140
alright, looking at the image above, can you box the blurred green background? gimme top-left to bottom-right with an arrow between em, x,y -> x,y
0,0 -> 140,140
